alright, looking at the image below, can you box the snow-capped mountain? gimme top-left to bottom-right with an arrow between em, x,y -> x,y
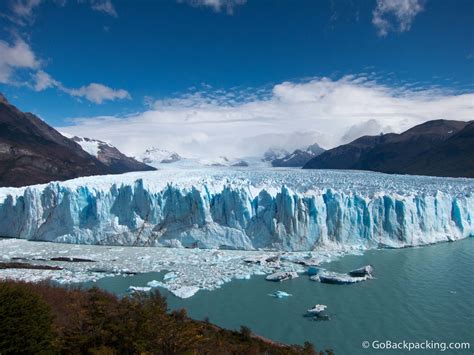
271,143 -> 325,167
71,136 -> 155,174
198,156 -> 252,167
70,136 -> 112,158
0,93 -> 154,187
262,147 -> 290,162
139,147 -> 183,166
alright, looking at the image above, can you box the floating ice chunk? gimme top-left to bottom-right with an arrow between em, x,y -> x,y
163,272 -> 178,281
147,280 -> 161,288
235,273 -> 251,280
310,269 -> 371,284
171,286 -> 200,299
307,304 -> 327,314
307,266 -> 319,276
348,265 -> 373,277
270,290 -> 292,298
265,271 -> 298,282
128,286 -> 152,292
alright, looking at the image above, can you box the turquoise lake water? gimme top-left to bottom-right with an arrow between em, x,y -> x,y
83,238 -> 474,354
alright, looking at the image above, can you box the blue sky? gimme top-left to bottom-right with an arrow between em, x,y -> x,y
0,0 -> 473,157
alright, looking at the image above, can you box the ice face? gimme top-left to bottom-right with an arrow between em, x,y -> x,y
0,168 -> 472,251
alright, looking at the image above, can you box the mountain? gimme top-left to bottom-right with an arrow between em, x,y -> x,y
139,147 -> 183,166
303,119 -> 474,178
0,94 -> 154,187
71,136 -> 155,174
271,143 -> 325,167
262,147 -> 290,162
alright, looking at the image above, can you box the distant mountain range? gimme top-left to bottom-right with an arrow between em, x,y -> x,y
271,143 -> 325,167
139,147 -> 183,166
1,92 -> 471,187
0,94 -> 154,187
303,119 -> 474,178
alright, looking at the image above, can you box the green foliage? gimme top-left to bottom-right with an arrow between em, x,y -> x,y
0,281 -> 55,354
0,281 -> 331,354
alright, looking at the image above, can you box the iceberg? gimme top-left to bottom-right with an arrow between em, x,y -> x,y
163,272 -> 178,281
307,304 -> 327,314
0,168 -> 472,252
306,304 -> 330,321
172,286 -> 200,299
128,286 -> 152,292
310,268 -> 373,284
348,265 -> 373,277
265,271 -> 299,282
270,290 -> 292,298
147,280 -> 161,288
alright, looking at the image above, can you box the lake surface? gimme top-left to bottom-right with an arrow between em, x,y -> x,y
84,238 -> 474,354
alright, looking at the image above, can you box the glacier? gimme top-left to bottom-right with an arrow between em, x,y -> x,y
0,168 -> 473,251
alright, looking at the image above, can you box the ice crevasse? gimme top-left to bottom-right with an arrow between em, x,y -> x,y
0,169 -> 472,251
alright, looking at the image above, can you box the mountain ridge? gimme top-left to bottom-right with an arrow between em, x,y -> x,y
0,94 -> 155,187
303,119 -> 473,178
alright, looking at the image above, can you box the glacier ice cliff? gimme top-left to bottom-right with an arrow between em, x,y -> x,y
0,169 -> 472,251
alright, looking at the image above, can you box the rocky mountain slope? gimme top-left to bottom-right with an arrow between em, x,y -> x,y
0,94 -> 154,187
303,120 -> 473,178
271,143 -> 325,167
72,136 -> 154,174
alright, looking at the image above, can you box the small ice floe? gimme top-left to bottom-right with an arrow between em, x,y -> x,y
269,290 -> 292,298
292,257 -> 321,267
171,286 -> 200,299
147,280 -> 161,288
265,271 -> 298,282
307,266 -> 319,276
163,271 -> 178,281
348,265 -> 373,277
307,304 -> 327,314
310,265 -> 374,285
128,286 -> 152,293
306,304 -> 330,321
235,273 -> 251,280
243,254 -> 280,267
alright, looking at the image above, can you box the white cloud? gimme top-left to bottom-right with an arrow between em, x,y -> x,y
64,83 -> 130,104
181,0 -> 247,14
88,0 -> 117,17
372,0 -> 424,36
0,36 -> 129,104
10,0 -> 42,24
0,38 -> 39,83
58,76 -> 474,159
32,70 -> 60,90
6,0 -> 117,24
341,119 -> 391,144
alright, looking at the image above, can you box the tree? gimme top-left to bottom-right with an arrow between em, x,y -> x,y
239,325 -> 252,340
0,282 -> 55,354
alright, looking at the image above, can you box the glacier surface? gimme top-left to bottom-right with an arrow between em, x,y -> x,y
0,168 -> 473,251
